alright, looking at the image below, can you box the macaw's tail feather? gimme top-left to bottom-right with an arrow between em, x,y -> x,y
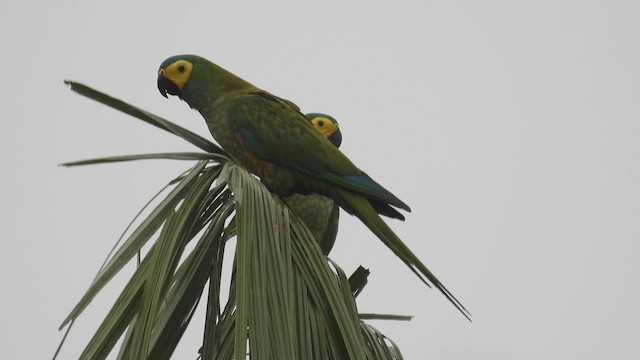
337,189 -> 471,321
324,173 -> 411,213
370,199 -> 405,221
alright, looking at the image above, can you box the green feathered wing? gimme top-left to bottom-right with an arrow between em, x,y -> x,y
220,93 -> 409,212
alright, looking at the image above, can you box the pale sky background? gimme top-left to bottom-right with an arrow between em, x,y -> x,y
2,1 -> 639,359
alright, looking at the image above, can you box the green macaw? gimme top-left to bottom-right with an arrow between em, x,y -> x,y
157,55 -> 469,319
283,113 -> 342,255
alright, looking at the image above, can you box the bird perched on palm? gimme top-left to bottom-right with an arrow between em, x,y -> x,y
284,113 -> 342,255
157,54 -> 469,319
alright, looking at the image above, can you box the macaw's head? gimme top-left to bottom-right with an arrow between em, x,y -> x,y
305,113 -> 342,148
157,54 -> 252,109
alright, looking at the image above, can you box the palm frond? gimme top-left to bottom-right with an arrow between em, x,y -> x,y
64,81 -> 225,155
57,82 -> 411,360
59,161 -> 214,330
61,152 -> 223,166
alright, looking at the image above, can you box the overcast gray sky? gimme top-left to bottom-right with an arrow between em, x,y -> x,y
2,1 -> 639,359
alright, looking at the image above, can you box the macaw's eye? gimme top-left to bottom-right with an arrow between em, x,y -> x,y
317,120 -> 324,127
178,65 -> 186,73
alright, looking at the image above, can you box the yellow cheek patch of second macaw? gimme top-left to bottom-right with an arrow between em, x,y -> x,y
310,117 -> 339,138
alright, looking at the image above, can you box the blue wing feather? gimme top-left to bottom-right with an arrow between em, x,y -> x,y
228,92 -> 411,212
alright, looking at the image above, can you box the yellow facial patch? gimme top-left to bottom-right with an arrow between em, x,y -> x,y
158,60 -> 194,90
310,117 -> 339,139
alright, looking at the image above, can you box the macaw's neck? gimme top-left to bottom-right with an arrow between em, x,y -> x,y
183,61 -> 258,113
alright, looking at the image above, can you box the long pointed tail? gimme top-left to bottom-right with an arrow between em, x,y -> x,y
338,189 -> 471,321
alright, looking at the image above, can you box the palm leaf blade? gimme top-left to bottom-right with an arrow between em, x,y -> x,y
60,161 -> 207,330
57,82 -> 423,360
61,152 -> 223,166
63,80 -> 224,155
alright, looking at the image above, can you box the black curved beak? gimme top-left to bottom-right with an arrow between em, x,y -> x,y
157,72 -> 181,98
328,129 -> 342,148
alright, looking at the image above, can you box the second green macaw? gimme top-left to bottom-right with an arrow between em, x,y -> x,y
157,55 -> 469,319
284,113 -> 342,255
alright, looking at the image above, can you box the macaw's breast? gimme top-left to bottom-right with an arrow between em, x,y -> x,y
283,193 -> 340,255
